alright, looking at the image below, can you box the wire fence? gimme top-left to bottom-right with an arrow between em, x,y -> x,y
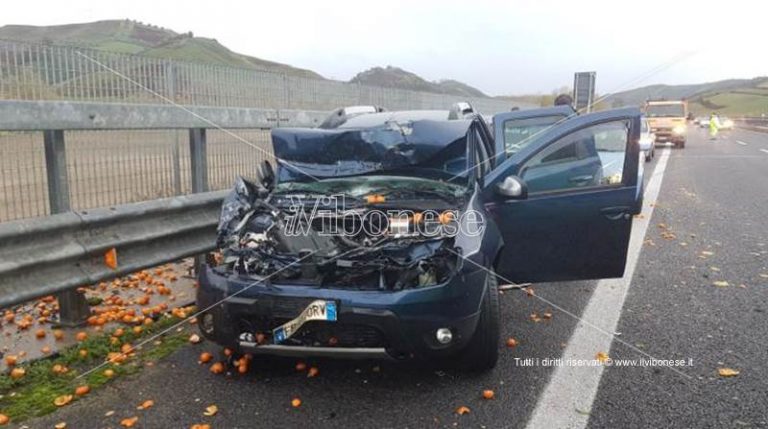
0,39 -> 517,113
0,39 -> 522,222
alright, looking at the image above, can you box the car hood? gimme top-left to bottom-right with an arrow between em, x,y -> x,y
271,120 -> 471,183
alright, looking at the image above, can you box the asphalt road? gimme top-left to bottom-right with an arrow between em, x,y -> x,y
26,127 -> 768,429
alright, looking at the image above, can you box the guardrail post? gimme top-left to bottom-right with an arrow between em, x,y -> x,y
189,128 -> 208,274
43,130 -> 90,326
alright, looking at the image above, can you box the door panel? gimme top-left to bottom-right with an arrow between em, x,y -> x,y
483,108 -> 642,283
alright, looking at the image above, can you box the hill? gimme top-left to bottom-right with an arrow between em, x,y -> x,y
0,20 -> 323,78
0,20 -> 490,98
607,77 -> 768,116
350,66 -> 488,97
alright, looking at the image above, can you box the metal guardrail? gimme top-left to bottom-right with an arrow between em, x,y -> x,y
0,101 -> 326,222
0,190 -> 225,309
736,117 -> 768,133
0,100 -> 326,322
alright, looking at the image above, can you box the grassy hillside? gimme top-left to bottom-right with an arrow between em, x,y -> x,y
608,77 -> 768,116
0,20 -> 492,97
0,20 -> 323,78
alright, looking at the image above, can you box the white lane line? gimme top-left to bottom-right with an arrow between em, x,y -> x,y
760,149 -> 768,155
736,140 -> 748,146
525,148 -> 672,429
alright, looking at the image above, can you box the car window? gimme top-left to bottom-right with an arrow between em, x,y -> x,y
503,115 -> 565,155
520,120 -> 629,194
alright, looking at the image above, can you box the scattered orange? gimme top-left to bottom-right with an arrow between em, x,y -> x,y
455,406 -> 471,415
79,349 -> 89,358
10,367 -> 26,379
4,355 -> 17,366
137,399 -> 154,410
198,352 -> 213,364
104,369 -> 115,378
74,385 -> 90,396
291,397 -> 302,408
53,329 -> 64,340
35,329 -> 46,339
482,390 -> 495,399
53,394 -> 73,407
307,367 -> 319,378
0,414 -> 9,425
120,416 -> 138,427
506,338 -> 519,348
209,362 -> 225,374
75,332 -> 88,342
203,405 -> 218,416
295,362 -> 307,371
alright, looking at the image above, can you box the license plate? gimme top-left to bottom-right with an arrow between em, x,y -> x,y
273,300 -> 337,344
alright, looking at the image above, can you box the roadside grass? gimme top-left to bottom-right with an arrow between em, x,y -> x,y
0,310 -> 195,422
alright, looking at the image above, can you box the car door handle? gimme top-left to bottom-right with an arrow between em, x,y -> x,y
569,175 -> 594,184
600,206 -> 632,220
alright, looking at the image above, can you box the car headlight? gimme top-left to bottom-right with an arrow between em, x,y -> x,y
673,125 -> 687,135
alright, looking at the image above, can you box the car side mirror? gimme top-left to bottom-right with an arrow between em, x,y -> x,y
495,175 -> 527,199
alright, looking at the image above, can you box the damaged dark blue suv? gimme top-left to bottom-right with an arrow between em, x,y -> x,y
197,106 -> 643,371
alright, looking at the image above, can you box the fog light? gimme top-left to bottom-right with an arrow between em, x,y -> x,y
436,328 -> 453,344
201,313 -> 215,335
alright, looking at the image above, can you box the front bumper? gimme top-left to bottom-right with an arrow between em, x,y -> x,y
196,264 -> 487,360
652,128 -> 685,143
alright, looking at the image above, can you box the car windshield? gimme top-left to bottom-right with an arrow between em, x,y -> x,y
646,104 -> 685,117
271,120 -> 471,185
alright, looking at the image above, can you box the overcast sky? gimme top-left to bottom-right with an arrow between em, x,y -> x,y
2,0 -> 765,95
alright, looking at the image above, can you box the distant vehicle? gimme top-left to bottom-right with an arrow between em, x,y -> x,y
645,100 -> 688,148
639,117 -> 656,162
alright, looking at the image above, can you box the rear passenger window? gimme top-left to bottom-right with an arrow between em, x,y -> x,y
521,120 -> 629,194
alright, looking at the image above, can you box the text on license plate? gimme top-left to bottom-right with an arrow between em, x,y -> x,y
273,300 -> 337,344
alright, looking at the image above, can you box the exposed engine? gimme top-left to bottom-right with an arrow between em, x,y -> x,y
214,177 -> 461,290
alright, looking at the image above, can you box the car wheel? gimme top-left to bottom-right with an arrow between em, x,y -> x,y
645,153 -> 651,163
452,269 -> 500,371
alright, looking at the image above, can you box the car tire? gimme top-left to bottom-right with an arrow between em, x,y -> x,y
645,153 -> 651,163
452,269 -> 500,371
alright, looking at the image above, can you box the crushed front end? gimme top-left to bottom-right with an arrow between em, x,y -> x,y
197,176 -> 487,360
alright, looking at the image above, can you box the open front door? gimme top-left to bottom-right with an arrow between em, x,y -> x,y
492,105 -> 575,164
483,108 -> 642,283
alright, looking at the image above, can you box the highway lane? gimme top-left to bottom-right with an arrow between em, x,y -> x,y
26,127 -> 767,428
588,127 -> 768,428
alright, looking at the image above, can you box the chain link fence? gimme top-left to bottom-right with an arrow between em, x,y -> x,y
0,39 -> 518,113
0,40 -> 525,222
